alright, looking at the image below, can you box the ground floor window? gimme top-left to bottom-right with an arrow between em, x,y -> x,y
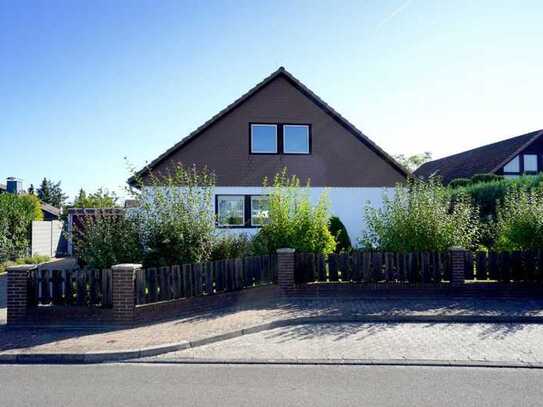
217,195 -> 245,227
216,194 -> 270,227
251,195 -> 270,226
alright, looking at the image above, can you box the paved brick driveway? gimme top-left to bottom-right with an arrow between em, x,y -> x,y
152,322 -> 543,364
1,297 -> 543,356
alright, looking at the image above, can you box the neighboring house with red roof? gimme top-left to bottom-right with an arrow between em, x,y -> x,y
129,67 -> 409,240
415,129 -> 543,184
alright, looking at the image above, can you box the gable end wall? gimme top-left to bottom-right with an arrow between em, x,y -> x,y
148,76 -> 405,187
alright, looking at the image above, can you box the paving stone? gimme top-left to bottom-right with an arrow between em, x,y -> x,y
1,297 -> 543,355
153,322 -> 543,364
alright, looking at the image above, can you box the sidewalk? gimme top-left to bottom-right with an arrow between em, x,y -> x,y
148,321 -> 543,366
1,297 -> 543,357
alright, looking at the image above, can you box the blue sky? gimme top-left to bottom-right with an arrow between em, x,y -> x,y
1,0 -> 542,201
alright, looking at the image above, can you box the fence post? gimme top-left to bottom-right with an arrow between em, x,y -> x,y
111,264 -> 141,324
449,246 -> 466,287
277,248 -> 296,293
7,265 -> 36,325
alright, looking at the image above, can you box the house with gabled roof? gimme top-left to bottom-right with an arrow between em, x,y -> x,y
129,67 -> 408,240
415,129 -> 543,184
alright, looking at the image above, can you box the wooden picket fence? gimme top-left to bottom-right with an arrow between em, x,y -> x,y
135,254 -> 277,305
295,251 -> 452,284
296,249 -> 543,285
464,250 -> 543,282
28,268 -> 112,307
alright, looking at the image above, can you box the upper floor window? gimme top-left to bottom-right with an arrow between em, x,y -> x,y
251,124 -> 277,153
250,123 -> 311,155
503,155 -> 519,173
283,125 -> 310,154
524,154 -> 538,173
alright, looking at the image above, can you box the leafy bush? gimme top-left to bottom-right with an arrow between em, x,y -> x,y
471,173 -> 503,184
73,210 -> 142,269
451,174 -> 543,219
361,178 -> 480,251
131,164 -> 216,266
72,188 -> 119,208
252,169 -> 336,255
328,216 -> 351,253
449,178 -> 472,188
0,194 -> 41,261
14,255 -> 51,265
21,194 -> 44,221
0,254 -> 51,275
210,233 -> 253,260
494,188 -> 543,250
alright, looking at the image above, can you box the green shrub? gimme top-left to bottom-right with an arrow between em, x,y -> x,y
131,164 -> 216,266
210,233 -> 253,260
21,194 -> 44,221
0,261 -> 12,274
252,169 -> 336,255
449,178 -> 472,188
494,188 -> 543,250
328,216 -> 351,253
361,178 -> 480,251
14,255 -> 50,265
471,173 -> 503,184
0,194 -> 39,261
73,210 -> 142,269
0,255 -> 51,274
451,174 -> 543,219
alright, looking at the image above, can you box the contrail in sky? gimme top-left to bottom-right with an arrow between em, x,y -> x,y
376,0 -> 413,30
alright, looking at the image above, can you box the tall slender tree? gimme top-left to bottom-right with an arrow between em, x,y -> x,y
37,178 -> 67,208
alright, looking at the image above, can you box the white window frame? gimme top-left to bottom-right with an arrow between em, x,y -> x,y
251,124 -> 278,154
283,124 -> 310,154
250,195 -> 270,226
217,195 -> 245,227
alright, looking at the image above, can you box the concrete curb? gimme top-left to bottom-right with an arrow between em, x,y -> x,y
128,357 -> 543,369
2,314 -> 543,364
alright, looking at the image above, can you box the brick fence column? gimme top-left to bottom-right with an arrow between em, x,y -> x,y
277,248 -> 295,292
449,246 -> 466,287
111,264 -> 141,324
7,265 -> 36,325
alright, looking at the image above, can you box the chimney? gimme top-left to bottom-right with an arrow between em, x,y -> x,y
6,177 -> 23,195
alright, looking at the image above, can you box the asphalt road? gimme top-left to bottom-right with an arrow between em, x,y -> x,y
1,363 -> 542,407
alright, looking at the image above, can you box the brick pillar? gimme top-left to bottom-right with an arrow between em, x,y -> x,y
277,248 -> 295,293
7,265 -> 36,325
111,264 -> 140,324
449,246 -> 466,287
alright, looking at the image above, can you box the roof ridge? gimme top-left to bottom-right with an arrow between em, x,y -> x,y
421,129 -> 543,166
